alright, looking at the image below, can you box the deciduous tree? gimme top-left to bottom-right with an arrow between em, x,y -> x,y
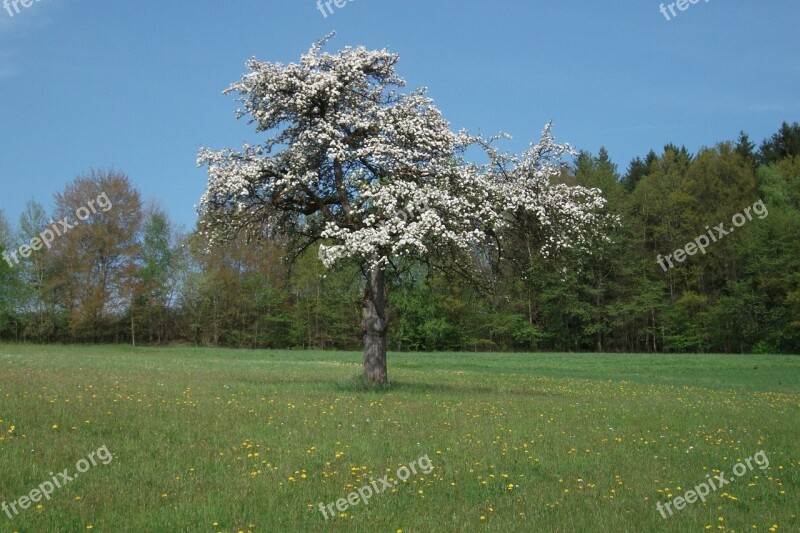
198,36 -> 614,382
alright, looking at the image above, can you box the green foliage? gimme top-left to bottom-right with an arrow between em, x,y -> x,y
2,124 -> 800,353
0,210 -> 19,338
758,121 -> 800,165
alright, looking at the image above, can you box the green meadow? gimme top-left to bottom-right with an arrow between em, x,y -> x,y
0,345 -> 797,532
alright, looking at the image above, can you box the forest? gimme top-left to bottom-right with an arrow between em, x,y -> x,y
1,122 -> 798,354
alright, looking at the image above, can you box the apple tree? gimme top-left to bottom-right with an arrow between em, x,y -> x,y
198,36 -> 610,383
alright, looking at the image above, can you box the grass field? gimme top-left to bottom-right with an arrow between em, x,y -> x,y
0,344 -> 797,532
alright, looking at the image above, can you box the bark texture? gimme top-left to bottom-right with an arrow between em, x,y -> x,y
362,266 -> 388,384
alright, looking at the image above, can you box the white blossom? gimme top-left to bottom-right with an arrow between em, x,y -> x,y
198,36 -> 611,269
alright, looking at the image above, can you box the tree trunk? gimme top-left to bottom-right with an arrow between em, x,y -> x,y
130,306 -> 136,347
363,266 -> 388,384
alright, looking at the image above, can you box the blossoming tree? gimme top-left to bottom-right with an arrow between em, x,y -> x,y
198,36 -> 610,384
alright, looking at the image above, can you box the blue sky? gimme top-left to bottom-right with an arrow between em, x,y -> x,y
1,0 -> 798,230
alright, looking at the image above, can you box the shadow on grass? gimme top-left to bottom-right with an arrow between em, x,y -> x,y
332,374 -> 495,395
207,371 -> 549,397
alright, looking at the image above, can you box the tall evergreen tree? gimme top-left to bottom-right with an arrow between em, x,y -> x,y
758,121 -> 800,165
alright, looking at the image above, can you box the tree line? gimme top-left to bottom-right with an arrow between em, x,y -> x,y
1,122 -> 798,353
